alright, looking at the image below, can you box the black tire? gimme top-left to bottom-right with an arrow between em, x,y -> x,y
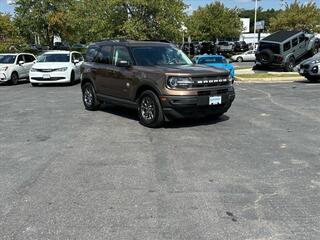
257,49 -> 274,65
82,82 -> 100,111
236,57 -> 243,62
11,72 -> 19,85
70,71 -> 75,84
138,90 -> 164,128
285,57 -> 295,72
30,83 -> 39,87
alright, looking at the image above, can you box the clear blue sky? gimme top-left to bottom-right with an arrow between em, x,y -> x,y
1,0 -> 319,14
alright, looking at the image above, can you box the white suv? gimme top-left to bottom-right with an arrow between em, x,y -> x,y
0,53 -> 36,85
29,51 -> 84,86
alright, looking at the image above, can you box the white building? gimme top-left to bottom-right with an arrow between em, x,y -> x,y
239,33 -> 271,44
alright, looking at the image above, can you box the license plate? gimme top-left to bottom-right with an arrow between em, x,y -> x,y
299,69 -> 304,74
43,74 -> 51,79
209,96 -> 222,105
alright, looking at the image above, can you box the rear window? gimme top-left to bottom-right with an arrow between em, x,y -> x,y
258,42 -> 280,54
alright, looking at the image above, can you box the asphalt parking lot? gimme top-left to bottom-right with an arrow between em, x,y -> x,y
1,81 -> 320,240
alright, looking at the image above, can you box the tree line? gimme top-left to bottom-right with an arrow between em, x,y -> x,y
0,0 -> 319,52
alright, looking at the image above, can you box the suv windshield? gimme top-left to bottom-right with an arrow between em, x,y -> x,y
131,46 -> 192,66
0,55 -> 16,64
37,54 -> 70,62
258,42 -> 280,54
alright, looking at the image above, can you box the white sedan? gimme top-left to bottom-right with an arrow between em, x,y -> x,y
29,51 -> 83,86
0,53 -> 36,85
231,50 -> 256,62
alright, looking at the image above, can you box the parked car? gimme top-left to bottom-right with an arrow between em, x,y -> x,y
298,53 -> 320,82
231,50 -> 256,62
53,42 -> 70,51
255,30 -> 319,71
80,40 -> 235,127
0,53 -> 36,85
29,51 -> 84,86
217,41 -> 235,53
234,41 -> 249,52
193,54 -> 235,79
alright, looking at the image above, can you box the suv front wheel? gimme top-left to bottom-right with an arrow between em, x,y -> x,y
285,57 -> 295,72
138,90 -> 164,128
82,82 -> 100,111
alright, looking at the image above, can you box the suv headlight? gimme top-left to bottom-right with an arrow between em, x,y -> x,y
0,66 -> 8,71
167,76 -> 193,89
56,67 -> 68,72
311,59 -> 320,64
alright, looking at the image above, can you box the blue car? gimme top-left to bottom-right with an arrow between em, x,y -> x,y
193,55 -> 235,79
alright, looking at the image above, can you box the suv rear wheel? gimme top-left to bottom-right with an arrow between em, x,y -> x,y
82,82 -> 100,111
138,90 -> 164,128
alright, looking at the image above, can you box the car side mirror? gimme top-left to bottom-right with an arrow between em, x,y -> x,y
18,61 -> 25,65
73,59 -> 80,64
116,60 -> 131,67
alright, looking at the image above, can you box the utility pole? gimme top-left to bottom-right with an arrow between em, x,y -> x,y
253,0 -> 258,50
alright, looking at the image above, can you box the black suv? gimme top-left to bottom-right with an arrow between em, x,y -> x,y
255,31 -> 319,71
80,40 -> 235,127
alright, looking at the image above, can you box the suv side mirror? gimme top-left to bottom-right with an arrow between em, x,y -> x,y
116,60 -> 131,67
18,61 -> 25,65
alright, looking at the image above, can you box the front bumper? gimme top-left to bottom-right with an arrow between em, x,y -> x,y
298,64 -> 320,77
29,71 -> 71,84
161,86 -> 235,120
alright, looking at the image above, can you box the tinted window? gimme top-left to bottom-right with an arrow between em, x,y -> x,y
86,46 -> 98,62
0,55 -> 16,64
17,55 -> 24,64
113,46 -> 132,66
292,38 -> 298,47
96,45 -> 112,64
283,41 -> 291,52
37,54 -> 70,62
258,42 -> 280,54
131,46 -> 192,66
24,54 -> 35,63
72,53 -> 84,62
299,35 -> 305,43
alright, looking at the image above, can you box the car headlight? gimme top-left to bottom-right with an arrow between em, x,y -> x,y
311,59 -> 320,64
0,66 -> 8,71
56,67 -> 68,72
167,76 -> 193,89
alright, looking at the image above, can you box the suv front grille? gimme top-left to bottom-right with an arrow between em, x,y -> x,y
192,76 -> 229,87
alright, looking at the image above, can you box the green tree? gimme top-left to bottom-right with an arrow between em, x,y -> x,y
187,1 -> 242,41
0,13 -> 22,52
269,0 -> 320,32
66,0 -> 187,44
14,0 -> 73,46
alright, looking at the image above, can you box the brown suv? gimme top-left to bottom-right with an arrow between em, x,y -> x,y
80,40 -> 235,127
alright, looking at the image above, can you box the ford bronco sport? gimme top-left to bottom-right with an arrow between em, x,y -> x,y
255,31 -> 319,71
80,40 -> 235,127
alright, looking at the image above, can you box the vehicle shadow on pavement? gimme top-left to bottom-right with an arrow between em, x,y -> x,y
99,104 -> 230,128
294,80 -> 320,84
31,81 -> 80,87
0,79 -> 30,86
164,115 -> 230,128
99,104 -> 140,121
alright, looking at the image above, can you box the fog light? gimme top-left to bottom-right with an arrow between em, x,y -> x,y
312,66 -> 318,73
